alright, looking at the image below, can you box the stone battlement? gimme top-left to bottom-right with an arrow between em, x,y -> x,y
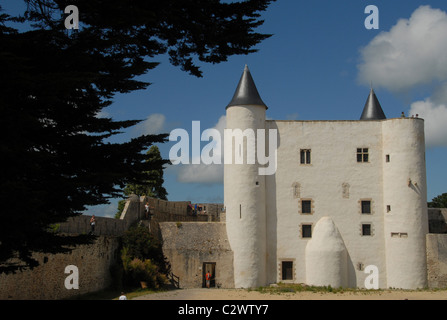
57,195 -> 224,236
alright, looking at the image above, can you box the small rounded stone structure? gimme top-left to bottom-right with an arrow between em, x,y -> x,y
305,217 -> 348,288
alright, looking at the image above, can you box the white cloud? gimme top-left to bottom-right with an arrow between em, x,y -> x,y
177,115 -> 226,184
134,113 -> 166,135
95,110 -> 110,119
84,201 -> 118,218
358,6 -> 447,92
357,6 -> 447,148
409,99 -> 447,148
177,164 -> 224,184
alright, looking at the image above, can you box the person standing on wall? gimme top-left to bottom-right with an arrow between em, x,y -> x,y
145,202 -> 150,220
89,215 -> 96,235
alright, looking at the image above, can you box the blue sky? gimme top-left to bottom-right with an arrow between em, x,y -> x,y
3,1 -> 447,217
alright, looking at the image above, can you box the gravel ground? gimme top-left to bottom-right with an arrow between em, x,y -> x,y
132,288 -> 447,300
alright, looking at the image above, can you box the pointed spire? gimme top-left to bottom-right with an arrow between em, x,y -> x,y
226,65 -> 268,109
360,88 -> 386,120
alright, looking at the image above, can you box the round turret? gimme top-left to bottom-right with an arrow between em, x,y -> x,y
224,66 -> 268,288
382,118 -> 428,289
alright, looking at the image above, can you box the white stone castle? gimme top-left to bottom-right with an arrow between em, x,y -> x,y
0,66 -> 435,299
224,66 -> 428,290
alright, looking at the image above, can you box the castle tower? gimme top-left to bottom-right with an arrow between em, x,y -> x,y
224,66 -> 268,288
382,118 -> 428,289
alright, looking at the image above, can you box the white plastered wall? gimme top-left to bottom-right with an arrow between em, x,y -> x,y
266,120 -> 387,288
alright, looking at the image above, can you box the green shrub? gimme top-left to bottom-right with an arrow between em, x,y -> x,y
120,225 -> 171,289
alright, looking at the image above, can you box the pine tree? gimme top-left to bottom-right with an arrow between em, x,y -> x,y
115,146 -> 168,218
0,0 -> 275,272
428,193 -> 447,208
123,146 -> 168,200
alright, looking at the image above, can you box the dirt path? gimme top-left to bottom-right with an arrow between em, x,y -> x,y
133,288 -> 447,300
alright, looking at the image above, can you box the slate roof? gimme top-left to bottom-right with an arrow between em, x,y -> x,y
360,88 -> 386,120
226,65 -> 268,109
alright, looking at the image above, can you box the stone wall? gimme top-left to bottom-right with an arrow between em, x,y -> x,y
426,209 -> 447,289
160,222 -> 234,289
0,195 -> 139,300
428,208 -> 447,234
426,234 -> 447,289
0,236 -> 120,300
4,199 -> 447,299
0,196 -> 226,299
58,215 -> 126,236
146,197 -> 223,222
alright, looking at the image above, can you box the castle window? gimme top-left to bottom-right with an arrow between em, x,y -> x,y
300,149 -> 311,164
300,199 -> 314,215
391,232 -> 408,238
302,200 -> 311,214
362,224 -> 372,236
361,200 -> 371,214
301,224 -> 312,238
386,154 -> 390,163
281,261 -> 294,281
357,148 -> 369,163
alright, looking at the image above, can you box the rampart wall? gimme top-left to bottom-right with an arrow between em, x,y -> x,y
145,197 -> 223,222
160,222 -> 234,289
58,215 -> 126,236
0,195 -> 224,299
426,209 -> 447,288
0,236 -> 120,300
428,208 -> 447,234
2,205 -> 447,299
427,234 -> 447,288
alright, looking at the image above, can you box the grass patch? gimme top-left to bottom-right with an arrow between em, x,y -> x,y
251,283 -> 385,295
251,283 -> 447,296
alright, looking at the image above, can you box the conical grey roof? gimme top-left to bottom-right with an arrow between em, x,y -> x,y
360,88 -> 386,120
226,65 -> 268,109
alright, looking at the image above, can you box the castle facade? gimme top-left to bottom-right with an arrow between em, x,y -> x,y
224,66 -> 428,289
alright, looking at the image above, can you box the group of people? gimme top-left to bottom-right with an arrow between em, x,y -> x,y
188,203 -> 206,216
401,111 -> 419,118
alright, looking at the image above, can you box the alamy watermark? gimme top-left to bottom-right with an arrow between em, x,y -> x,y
63,5 -> 378,31
364,265 -> 379,289
64,265 -> 79,290
169,121 -> 278,176
365,5 -> 379,30
64,5 -> 79,30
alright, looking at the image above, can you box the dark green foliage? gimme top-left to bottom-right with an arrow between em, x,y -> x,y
0,0 -> 274,272
122,225 -> 166,269
120,225 -> 170,288
428,193 -> 447,208
115,146 -> 168,218
122,146 -> 168,200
